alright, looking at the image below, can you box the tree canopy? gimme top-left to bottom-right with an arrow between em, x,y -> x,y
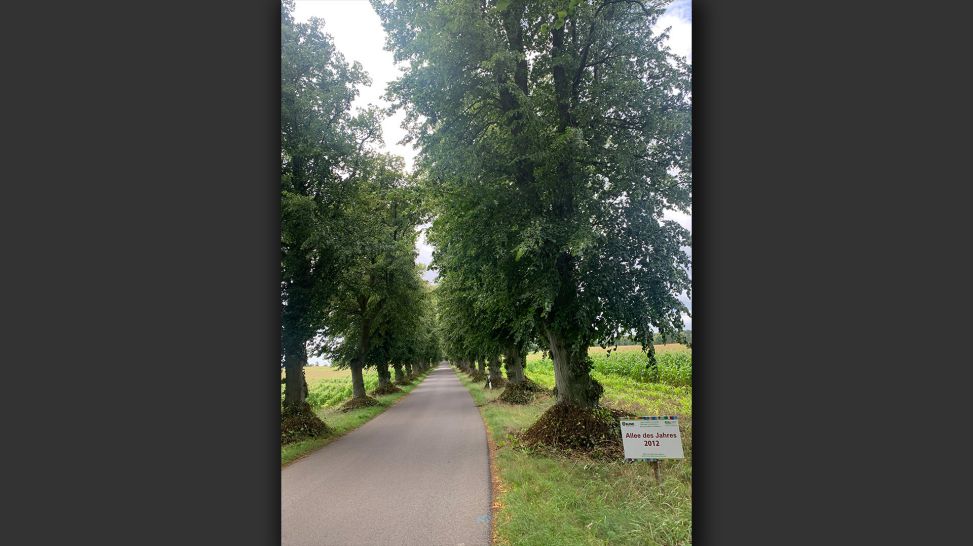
375,0 -> 691,410
280,1 -> 437,438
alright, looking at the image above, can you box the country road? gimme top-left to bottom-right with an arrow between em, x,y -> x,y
281,364 -> 492,546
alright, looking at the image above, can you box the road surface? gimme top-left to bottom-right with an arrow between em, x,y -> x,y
282,363 -> 492,546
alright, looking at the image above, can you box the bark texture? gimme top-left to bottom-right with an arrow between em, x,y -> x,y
282,333 -> 307,409
502,346 -> 525,383
545,328 -> 602,408
350,359 -> 367,399
376,361 -> 391,389
486,354 -> 505,388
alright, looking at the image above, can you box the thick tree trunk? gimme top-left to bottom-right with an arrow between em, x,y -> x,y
282,334 -> 306,409
405,361 -> 414,377
393,362 -> 405,383
503,345 -> 525,383
376,360 -> 391,389
487,354 -> 504,388
477,358 -> 486,376
350,314 -> 373,399
350,358 -> 367,399
545,327 -> 602,408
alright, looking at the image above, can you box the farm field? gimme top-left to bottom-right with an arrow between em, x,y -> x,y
280,367 -> 430,466
457,345 -> 692,546
281,366 -> 388,409
526,343 -> 692,416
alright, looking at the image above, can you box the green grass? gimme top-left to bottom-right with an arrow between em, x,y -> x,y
281,370 -> 429,467
455,354 -> 692,546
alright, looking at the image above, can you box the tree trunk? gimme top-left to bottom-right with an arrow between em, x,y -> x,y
350,314 -> 372,399
477,358 -> 486,376
376,360 -> 391,389
405,361 -> 414,377
503,345 -> 525,383
545,327 -> 602,408
487,354 -> 504,388
282,333 -> 306,409
350,358 -> 367,399
393,362 -> 405,383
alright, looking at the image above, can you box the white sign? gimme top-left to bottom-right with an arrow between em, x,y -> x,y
620,417 -> 684,460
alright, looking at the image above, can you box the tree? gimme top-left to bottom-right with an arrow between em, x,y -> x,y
326,153 -> 425,407
280,1 -> 378,436
376,0 -> 691,441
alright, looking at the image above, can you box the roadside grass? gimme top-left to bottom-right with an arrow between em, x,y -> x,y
281,369 -> 429,467
456,355 -> 692,546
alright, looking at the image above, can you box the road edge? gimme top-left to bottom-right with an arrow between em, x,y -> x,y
280,369 -> 433,469
451,364 -> 501,545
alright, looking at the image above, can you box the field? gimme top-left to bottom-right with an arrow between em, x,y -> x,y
281,366 -> 387,409
280,366 -> 429,466
525,344 -> 692,416
458,344 -> 692,545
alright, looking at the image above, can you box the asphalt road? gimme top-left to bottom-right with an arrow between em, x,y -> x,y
281,363 -> 492,546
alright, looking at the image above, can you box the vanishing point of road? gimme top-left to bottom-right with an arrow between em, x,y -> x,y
281,363 -> 492,546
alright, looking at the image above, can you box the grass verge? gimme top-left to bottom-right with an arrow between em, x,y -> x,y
281,370 -> 429,467
455,367 -> 692,546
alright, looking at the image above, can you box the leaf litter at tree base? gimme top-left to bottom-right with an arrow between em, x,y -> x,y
496,378 -> 547,404
520,402 -> 631,458
371,383 -> 403,396
281,402 -> 331,444
339,395 -> 381,412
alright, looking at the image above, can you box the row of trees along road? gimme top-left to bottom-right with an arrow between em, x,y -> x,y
375,0 -> 691,446
280,1 -> 441,441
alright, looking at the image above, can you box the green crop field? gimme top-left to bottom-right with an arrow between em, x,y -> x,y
525,343 -> 692,417
458,344 -> 693,545
281,367 -> 385,409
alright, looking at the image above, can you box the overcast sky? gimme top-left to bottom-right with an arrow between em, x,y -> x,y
293,0 -> 692,328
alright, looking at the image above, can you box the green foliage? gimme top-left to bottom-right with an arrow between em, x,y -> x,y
280,0 -> 386,407
375,0 -> 692,405
322,152 -> 431,374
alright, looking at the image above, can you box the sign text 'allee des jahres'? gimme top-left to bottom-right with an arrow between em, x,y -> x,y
620,416 -> 684,460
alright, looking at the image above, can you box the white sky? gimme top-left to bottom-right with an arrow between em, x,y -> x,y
293,0 -> 692,328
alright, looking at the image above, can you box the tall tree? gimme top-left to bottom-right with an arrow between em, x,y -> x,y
376,0 -> 691,438
280,0 -> 378,432
327,153 -> 424,407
